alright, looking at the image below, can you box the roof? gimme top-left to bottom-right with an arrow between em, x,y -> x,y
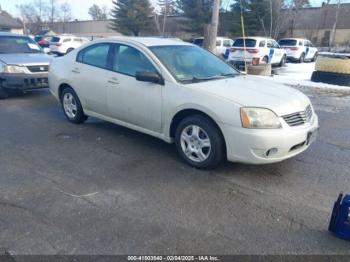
105,37 -> 192,47
0,10 -> 23,29
0,32 -> 25,37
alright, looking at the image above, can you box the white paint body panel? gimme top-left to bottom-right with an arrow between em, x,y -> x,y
49,37 -> 319,164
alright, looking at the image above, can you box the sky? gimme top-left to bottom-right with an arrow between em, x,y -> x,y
1,0 -> 349,21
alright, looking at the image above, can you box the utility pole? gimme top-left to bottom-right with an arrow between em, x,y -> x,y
207,0 -> 221,53
330,0 -> 341,51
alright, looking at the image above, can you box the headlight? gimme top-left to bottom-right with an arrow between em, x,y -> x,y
3,65 -> 28,74
240,107 -> 282,129
0,62 -> 4,73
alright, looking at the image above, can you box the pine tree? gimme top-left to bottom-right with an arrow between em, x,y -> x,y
110,0 -> 154,36
175,0 -> 213,34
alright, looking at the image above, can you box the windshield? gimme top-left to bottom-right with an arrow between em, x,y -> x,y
150,45 -> 239,84
233,38 -> 257,48
279,39 -> 297,46
0,36 -> 43,54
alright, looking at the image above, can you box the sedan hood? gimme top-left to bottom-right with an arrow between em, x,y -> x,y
0,53 -> 52,66
192,75 -> 310,116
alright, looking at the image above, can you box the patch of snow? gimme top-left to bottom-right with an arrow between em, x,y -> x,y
258,62 -> 350,91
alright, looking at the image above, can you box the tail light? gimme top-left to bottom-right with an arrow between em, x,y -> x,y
56,43 -> 62,47
247,49 -> 259,54
290,47 -> 299,51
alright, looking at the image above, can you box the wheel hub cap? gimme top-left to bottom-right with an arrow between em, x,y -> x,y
63,93 -> 77,119
180,125 -> 211,163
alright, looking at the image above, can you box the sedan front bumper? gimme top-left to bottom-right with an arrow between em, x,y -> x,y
0,73 -> 49,90
221,114 -> 319,164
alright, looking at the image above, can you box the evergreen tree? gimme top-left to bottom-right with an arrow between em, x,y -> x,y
175,0 -> 213,34
110,0 -> 154,36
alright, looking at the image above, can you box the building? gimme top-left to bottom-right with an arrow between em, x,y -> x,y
0,8 -> 23,34
282,3 -> 350,48
50,20 -> 122,39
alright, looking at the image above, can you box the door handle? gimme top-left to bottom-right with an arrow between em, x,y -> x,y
72,68 -> 80,74
107,77 -> 119,85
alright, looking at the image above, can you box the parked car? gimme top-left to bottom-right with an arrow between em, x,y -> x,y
49,35 -> 89,55
226,37 -> 287,69
34,35 -> 52,48
0,32 -> 52,99
49,38 -> 319,168
279,38 -> 318,63
193,37 -> 234,57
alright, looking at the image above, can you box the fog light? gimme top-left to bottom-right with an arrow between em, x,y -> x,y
252,58 -> 260,65
266,148 -> 278,157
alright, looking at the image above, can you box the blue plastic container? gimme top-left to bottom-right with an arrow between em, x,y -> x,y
329,193 -> 350,241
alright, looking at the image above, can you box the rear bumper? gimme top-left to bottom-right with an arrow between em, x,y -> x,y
0,73 -> 49,90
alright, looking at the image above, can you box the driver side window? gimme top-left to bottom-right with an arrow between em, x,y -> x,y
112,44 -> 157,77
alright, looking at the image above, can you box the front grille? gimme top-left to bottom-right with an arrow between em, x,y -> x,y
26,65 -> 49,73
283,105 -> 313,127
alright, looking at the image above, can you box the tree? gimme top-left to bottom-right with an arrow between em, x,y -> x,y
110,0 -> 154,36
158,0 -> 177,35
175,0 -> 213,34
88,4 -> 108,20
60,2 -> 72,22
207,0 -> 221,52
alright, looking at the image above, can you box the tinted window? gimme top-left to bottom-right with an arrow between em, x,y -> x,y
51,37 -> 60,43
223,40 -> 232,47
0,36 -> 42,54
267,40 -> 273,48
259,41 -> 266,47
216,40 -> 222,46
233,38 -> 257,48
113,45 -> 156,76
150,45 -> 239,84
77,43 -> 111,69
279,39 -> 297,46
63,38 -> 71,43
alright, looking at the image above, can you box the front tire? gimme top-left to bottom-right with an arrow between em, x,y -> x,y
279,55 -> 286,67
175,115 -> 225,169
311,52 -> 318,62
299,53 -> 305,63
61,87 -> 88,124
66,48 -> 74,54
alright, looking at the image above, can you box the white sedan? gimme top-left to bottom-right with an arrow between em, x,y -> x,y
49,37 -> 319,168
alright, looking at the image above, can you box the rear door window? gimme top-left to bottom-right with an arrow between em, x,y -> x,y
259,41 -> 266,47
77,43 -> 112,69
223,40 -> 232,47
63,38 -> 71,43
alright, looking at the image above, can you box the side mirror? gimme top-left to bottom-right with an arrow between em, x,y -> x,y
135,71 -> 164,85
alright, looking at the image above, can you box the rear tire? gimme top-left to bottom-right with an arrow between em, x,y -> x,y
175,115 -> 225,169
66,48 -> 74,54
279,55 -> 286,67
61,87 -> 88,124
262,56 -> 269,64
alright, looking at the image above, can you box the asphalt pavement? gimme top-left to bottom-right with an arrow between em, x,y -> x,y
0,86 -> 349,255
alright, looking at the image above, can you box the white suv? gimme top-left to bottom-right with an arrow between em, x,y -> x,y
279,38 -> 318,63
50,35 -> 89,55
226,37 -> 287,68
193,37 -> 234,57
